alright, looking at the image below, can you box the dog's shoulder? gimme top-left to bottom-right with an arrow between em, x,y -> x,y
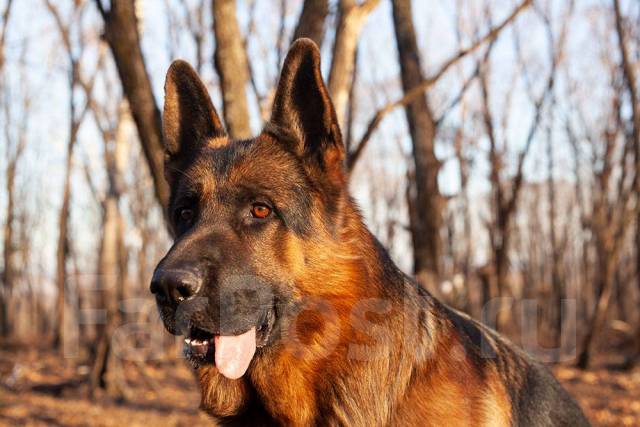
438,304 -> 590,426
510,360 -> 591,426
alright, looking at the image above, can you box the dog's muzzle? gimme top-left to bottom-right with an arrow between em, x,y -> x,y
150,267 -> 276,379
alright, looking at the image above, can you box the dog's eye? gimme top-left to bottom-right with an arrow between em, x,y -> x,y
250,203 -> 271,219
178,208 -> 194,223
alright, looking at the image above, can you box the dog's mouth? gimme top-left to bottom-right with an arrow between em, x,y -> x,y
183,308 -> 276,379
183,327 -> 215,365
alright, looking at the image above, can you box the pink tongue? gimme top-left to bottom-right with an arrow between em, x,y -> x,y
214,327 -> 256,379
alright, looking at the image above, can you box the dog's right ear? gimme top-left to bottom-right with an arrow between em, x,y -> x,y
163,60 -> 225,167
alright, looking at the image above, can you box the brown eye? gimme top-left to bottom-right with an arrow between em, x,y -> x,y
179,208 -> 194,222
250,203 -> 271,219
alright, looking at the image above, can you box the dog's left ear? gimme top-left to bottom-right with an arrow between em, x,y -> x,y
163,60 -> 226,169
267,39 -> 345,181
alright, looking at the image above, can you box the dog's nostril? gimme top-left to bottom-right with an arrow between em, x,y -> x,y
150,268 -> 201,304
175,284 -> 192,300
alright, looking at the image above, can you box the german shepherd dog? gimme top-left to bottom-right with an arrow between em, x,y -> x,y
151,39 -> 589,426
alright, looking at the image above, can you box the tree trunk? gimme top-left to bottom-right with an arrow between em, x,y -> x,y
90,106 -> 128,397
613,0 -> 640,367
454,129 -> 473,313
2,129 -> 27,339
98,0 -> 169,210
212,0 -> 252,139
89,197 -> 122,396
478,264 -> 495,320
576,256 -> 615,369
328,0 -> 379,128
546,133 -> 563,352
494,239 -> 512,333
1,159 -> 16,338
292,0 -> 329,48
53,54 -> 84,351
391,0 -> 442,292
0,0 -> 15,339
53,132 -> 75,352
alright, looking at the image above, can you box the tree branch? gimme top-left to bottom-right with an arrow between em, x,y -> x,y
347,0 -> 531,171
0,0 -> 14,70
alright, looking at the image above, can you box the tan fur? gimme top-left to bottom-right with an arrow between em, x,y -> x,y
206,136 -> 229,149
198,366 -> 250,417
480,369 -> 513,427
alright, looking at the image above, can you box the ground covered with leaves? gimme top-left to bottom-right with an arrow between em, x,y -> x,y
1,345 -> 639,426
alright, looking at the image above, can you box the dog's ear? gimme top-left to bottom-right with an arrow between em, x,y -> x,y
267,39 -> 344,179
163,60 -> 225,164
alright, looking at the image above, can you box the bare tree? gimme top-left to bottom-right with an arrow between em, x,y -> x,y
477,1 -> 564,333
178,0 -> 208,75
612,0 -> 640,368
190,1 -> 208,75
89,98 -> 130,398
45,0 -> 100,351
390,0 -> 443,293
538,0 -> 574,352
570,0 -> 640,369
381,0 -> 530,294
567,69 -> 636,369
452,125 -> 473,307
545,122 -> 566,351
1,84 -> 29,340
95,0 -> 169,210
0,0 -> 15,337
346,0 -> 531,169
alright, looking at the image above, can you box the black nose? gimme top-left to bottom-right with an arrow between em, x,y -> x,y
150,268 -> 202,304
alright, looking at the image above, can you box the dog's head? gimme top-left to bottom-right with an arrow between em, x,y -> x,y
151,39 -> 348,379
